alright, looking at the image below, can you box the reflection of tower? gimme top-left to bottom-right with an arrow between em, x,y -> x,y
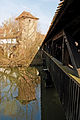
16,76 -> 36,104
16,11 -> 39,52
16,76 -> 36,120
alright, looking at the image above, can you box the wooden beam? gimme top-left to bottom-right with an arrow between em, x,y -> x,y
63,32 -> 77,70
62,36 -> 65,63
45,30 -> 64,44
52,30 -> 63,41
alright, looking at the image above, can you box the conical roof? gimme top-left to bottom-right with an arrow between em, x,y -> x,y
16,11 -> 39,20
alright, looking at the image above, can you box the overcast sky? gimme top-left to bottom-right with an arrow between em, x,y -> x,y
0,0 -> 60,34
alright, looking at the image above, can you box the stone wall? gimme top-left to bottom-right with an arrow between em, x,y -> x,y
19,18 -> 37,43
17,17 -> 39,65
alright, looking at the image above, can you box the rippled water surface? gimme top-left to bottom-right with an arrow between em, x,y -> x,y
0,67 -> 41,120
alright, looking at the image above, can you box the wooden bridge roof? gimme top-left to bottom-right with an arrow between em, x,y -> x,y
44,0 -> 80,43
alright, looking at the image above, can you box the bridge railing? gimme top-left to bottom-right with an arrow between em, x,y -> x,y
43,50 -> 80,120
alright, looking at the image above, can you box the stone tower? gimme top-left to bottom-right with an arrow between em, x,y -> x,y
16,11 -> 39,49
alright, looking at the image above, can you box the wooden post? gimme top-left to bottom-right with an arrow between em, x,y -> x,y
62,35 -> 65,64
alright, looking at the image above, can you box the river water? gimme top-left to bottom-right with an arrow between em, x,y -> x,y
0,67 -> 41,120
0,66 -> 66,120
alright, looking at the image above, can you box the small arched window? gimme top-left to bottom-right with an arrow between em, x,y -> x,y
29,19 -> 31,22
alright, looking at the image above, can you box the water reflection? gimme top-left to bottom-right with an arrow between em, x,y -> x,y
0,67 -> 41,120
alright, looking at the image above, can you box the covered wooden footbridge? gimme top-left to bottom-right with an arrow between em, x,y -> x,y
42,0 -> 80,119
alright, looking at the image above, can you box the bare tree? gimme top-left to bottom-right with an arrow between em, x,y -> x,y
2,17 -> 19,37
0,16 -> 45,67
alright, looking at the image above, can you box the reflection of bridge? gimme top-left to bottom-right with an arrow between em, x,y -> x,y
42,0 -> 80,120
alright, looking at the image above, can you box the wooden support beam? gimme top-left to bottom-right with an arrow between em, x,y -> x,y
44,30 -> 63,44
62,36 -> 65,63
52,30 -> 63,41
63,32 -> 77,70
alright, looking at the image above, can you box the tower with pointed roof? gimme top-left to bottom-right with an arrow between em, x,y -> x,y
16,11 -> 39,50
